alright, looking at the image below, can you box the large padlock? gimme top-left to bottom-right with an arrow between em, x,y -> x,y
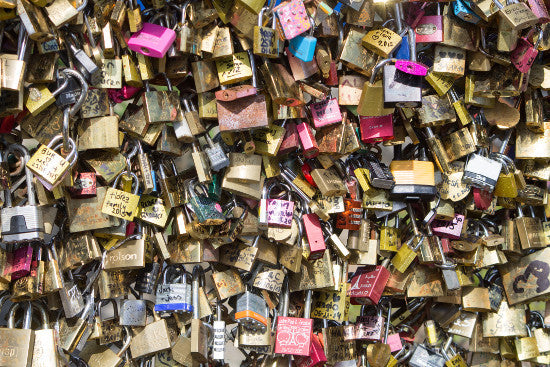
2,144 -> 45,244
0,302 -> 34,367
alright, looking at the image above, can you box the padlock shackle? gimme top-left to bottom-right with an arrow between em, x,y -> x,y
117,326 -> 133,357
192,265 -> 204,319
31,303 -> 49,329
99,298 -> 119,320
9,144 -> 36,207
60,69 -> 89,117
112,171 -> 140,195
7,301 -> 32,329
369,58 -> 396,84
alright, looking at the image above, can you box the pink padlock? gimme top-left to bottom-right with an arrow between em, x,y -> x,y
415,4 -> 443,43
303,211 -> 326,260
275,0 -> 311,40
128,23 -> 176,58
431,213 -> 465,239
510,30 -> 542,73
7,245 -> 33,280
387,333 -> 403,352
359,114 -> 394,144
297,121 -> 319,159
310,98 -> 342,128
395,60 -> 428,76
294,334 -> 327,367
528,0 -> 550,23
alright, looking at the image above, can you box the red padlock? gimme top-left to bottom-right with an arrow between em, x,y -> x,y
302,207 -> 326,260
359,114 -> 394,143
349,259 -> 391,305
279,121 -> 301,156
297,121 -> 320,159
473,188 -> 493,210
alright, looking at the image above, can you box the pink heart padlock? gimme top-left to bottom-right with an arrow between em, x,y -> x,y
128,23 -> 176,58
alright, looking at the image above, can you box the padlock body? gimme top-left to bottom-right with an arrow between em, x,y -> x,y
127,23 -> 177,58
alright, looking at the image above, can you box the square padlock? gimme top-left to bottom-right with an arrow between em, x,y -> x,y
274,0 -> 311,40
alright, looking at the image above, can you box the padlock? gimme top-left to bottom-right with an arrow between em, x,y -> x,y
101,171 -> 141,222
2,30 -> 29,91
492,0 -> 539,31
203,133 -> 230,172
155,264 -> 193,313
350,259 -> 391,305
259,180 -> 295,229
27,134 -> 77,191
274,0 -> 311,40
128,22 -> 177,58
415,4 -> 444,43
253,7 -> 279,58
129,301 -> 172,359
185,178 -> 225,225
511,27 -> 544,73
274,279 -> 314,356
288,17 -> 317,62
0,302 -> 34,367
362,19 -> 406,58
2,144 -> 45,244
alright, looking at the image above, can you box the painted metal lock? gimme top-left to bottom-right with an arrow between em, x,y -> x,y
7,245 -> 33,279
349,262 -> 391,305
297,122 -> 319,159
186,179 -> 225,225
275,316 -> 313,356
335,198 -> 362,230
415,12 -> 443,43
128,22 -> 176,58
310,98 -> 342,129
360,114 -> 394,144
275,0 -> 311,40
510,30 -> 542,73
303,210 -> 326,260
217,94 -> 269,132
288,34 -> 317,63
355,315 -> 384,341
69,172 -> 97,198
267,198 -> 295,228
431,213 -> 465,239
453,0 -> 483,24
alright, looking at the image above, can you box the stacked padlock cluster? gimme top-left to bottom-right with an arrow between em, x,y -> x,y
1,0 -> 550,364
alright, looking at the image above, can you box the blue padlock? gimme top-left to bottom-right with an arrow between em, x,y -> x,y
288,17 -> 317,62
453,0 -> 482,24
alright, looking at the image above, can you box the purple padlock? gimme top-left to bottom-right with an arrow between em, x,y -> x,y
395,60 -> 428,76
128,23 -> 176,58
7,245 -> 33,280
510,30 -> 542,73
